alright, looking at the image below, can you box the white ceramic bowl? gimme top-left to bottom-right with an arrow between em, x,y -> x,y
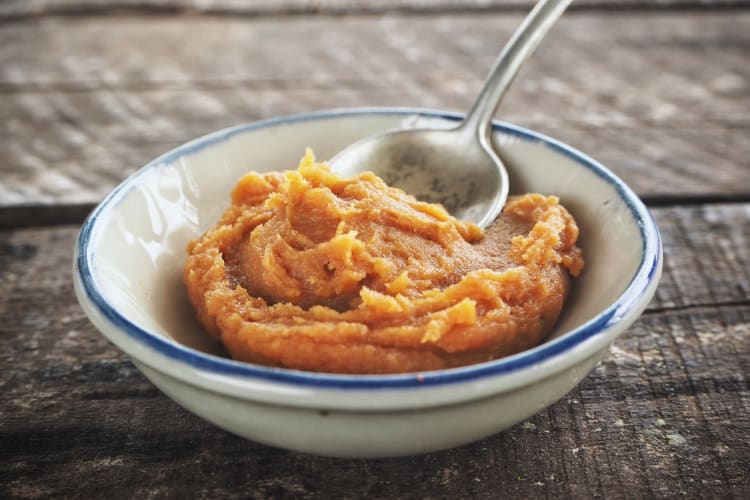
74,108 -> 662,458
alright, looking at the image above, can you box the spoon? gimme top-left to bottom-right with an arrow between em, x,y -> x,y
329,0 -> 572,228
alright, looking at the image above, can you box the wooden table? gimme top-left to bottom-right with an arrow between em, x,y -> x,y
1,1 -> 748,497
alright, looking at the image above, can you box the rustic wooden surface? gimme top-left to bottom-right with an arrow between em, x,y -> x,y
2,11 -> 749,208
1,1 -> 749,498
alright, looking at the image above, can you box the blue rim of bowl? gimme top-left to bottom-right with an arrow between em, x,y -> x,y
76,107 -> 662,390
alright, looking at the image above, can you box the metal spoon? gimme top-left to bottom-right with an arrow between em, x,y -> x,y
329,0 -> 572,228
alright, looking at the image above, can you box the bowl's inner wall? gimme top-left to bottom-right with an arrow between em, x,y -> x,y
90,113 -> 644,354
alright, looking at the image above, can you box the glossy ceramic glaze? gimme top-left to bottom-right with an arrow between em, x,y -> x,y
74,108 -> 662,457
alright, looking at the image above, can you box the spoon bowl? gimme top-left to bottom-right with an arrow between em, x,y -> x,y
331,125 -> 507,226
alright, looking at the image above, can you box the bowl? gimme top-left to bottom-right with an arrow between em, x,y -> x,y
73,108 -> 662,458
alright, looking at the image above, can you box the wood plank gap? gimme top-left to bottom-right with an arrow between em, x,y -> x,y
2,3 -> 750,24
644,300 -> 750,315
643,194 -> 750,207
0,203 -> 95,230
0,78 -> 390,95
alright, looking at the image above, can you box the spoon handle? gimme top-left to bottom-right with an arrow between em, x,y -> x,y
461,0 -> 573,136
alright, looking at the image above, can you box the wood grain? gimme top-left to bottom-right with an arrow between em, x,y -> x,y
1,12 -> 748,210
1,204 -> 748,498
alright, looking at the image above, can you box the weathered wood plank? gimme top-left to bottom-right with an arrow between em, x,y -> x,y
1,204 -> 748,497
3,13 -> 748,122
0,13 -> 748,208
651,203 -> 750,310
4,86 -> 748,207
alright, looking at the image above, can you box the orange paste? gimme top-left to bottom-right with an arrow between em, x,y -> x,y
184,149 -> 583,374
